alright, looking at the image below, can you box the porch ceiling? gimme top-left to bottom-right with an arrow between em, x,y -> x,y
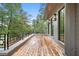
45,3 -> 64,20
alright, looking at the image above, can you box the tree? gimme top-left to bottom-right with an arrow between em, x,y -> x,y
0,3 -> 32,38
0,4 -> 9,34
32,4 -> 47,34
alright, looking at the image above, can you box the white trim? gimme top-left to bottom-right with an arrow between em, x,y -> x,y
59,40 -> 64,45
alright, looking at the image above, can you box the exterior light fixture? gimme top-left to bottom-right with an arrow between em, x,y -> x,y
53,13 -> 56,21
48,20 -> 51,24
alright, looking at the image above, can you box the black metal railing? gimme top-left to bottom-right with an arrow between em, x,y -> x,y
0,33 -> 26,50
0,34 -> 6,50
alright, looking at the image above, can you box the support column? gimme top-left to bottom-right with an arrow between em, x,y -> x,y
64,3 -> 76,55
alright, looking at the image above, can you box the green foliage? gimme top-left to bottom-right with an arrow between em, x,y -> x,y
32,4 -> 47,34
0,3 -> 32,37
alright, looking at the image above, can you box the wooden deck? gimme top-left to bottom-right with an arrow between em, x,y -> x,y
12,35 -> 64,56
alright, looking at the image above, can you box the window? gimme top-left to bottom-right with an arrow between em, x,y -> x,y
58,7 -> 65,42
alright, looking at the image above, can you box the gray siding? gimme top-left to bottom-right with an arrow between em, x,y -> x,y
75,4 -> 79,55
47,3 -> 79,56
64,4 -> 76,56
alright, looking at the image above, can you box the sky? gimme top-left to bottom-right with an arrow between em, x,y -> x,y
21,3 -> 41,21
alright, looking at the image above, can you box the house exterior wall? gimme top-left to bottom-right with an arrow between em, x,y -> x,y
52,13 -> 58,40
75,4 -> 79,55
49,22 -> 51,36
47,3 -> 79,56
48,18 -> 58,38
64,4 -> 76,56
65,3 -> 79,56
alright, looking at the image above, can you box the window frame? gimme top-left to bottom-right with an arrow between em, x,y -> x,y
58,7 -> 65,43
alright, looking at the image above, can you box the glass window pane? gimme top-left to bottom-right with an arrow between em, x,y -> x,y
59,8 -> 65,42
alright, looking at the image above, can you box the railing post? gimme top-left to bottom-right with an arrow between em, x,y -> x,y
7,33 -> 9,49
4,34 -> 6,50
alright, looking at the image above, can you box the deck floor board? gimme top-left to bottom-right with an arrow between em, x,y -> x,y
12,35 -> 64,56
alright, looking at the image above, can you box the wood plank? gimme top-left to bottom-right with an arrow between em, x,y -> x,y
12,35 -> 64,56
